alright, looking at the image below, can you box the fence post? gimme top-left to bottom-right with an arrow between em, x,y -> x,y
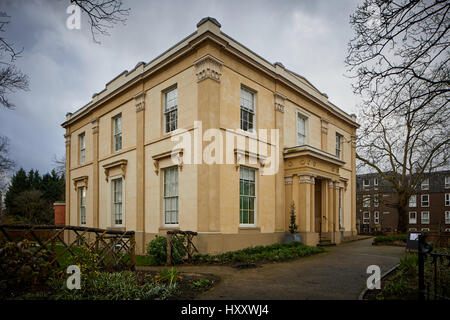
418,234 -> 425,300
166,233 -> 172,266
130,232 -> 136,271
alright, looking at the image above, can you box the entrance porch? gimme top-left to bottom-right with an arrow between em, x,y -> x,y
284,146 -> 347,246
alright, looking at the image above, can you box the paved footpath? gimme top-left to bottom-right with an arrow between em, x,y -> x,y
138,238 -> 404,300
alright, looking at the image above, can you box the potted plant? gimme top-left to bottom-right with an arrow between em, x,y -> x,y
284,201 -> 302,243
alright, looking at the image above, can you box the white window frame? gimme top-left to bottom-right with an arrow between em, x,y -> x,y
79,186 -> 86,225
113,114 -> 122,152
164,86 -> 178,134
163,166 -> 179,227
421,194 -> 429,207
445,211 -> 450,224
409,195 -> 417,208
239,166 -> 257,227
421,211 -> 430,225
79,132 -> 86,164
363,195 -> 370,208
111,175 -> 125,227
373,177 -> 378,188
409,211 -> 417,224
445,193 -> 450,206
374,194 -> 379,207
421,178 -> 429,190
297,112 -> 308,146
335,133 -> 343,159
374,211 -> 380,224
421,228 -> 430,232
363,179 -> 370,189
240,87 -> 255,133
445,176 -> 450,189
362,211 -> 370,224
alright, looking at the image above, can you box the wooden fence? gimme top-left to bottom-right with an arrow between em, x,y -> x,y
0,224 -> 135,272
166,230 -> 198,265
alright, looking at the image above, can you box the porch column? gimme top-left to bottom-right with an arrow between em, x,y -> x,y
284,176 -> 293,231
327,180 -> 335,240
321,179 -> 329,232
298,175 -> 314,232
333,181 -> 340,243
309,177 -> 315,232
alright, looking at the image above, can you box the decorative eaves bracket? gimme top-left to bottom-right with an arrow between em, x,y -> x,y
234,149 -> 267,171
103,159 -> 128,181
152,148 -> 184,175
73,176 -> 88,191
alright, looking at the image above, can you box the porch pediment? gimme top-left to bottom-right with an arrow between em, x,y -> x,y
283,145 -> 344,179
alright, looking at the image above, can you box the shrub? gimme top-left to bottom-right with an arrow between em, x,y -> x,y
0,240 -> 53,299
154,267 -> 181,285
50,271 -> 178,300
373,234 -> 407,245
193,241 -> 324,265
146,235 -> 186,265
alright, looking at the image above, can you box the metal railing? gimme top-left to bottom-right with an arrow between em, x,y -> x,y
418,234 -> 450,300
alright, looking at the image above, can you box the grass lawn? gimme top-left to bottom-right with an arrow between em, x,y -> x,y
136,254 -> 153,266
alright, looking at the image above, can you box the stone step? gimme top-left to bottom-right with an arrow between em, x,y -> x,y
317,240 -> 336,247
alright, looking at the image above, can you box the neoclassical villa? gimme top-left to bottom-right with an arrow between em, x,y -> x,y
62,17 -> 358,254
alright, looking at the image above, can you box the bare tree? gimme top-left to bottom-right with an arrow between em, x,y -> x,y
71,0 -> 130,44
52,154 -> 66,177
357,81 -> 449,232
347,0 -> 450,232
346,0 -> 449,119
0,135 -> 15,193
0,12 -> 29,109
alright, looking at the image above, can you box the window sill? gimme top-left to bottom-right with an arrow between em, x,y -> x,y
159,226 -> 179,232
238,226 -> 260,233
108,226 -> 125,231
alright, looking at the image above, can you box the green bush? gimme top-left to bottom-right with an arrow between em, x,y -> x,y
146,236 -> 187,265
193,241 -> 324,265
373,234 -> 407,245
0,240 -> 53,299
50,271 -> 178,300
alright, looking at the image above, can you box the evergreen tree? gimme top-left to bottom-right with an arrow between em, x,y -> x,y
288,202 -> 298,234
4,167 -> 65,224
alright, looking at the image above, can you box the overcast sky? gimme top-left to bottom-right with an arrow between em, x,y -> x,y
0,0 -> 361,174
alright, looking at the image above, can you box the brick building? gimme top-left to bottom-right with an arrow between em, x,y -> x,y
356,170 -> 450,234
